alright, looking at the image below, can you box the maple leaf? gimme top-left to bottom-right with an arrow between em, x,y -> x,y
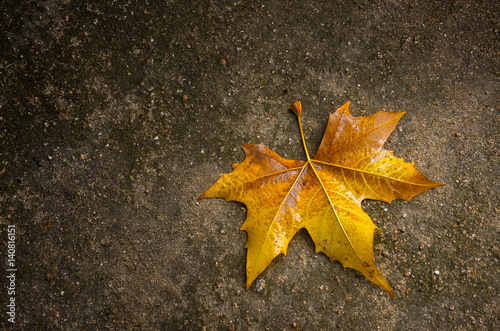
199,101 -> 443,297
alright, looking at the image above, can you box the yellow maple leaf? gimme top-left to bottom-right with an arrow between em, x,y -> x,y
199,101 -> 443,297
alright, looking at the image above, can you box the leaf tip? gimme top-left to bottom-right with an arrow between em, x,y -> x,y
338,101 -> 351,114
245,274 -> 255,290
395,110 -> 406,122
290,101 -> 302,117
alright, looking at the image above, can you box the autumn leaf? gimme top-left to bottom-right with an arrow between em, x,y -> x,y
199,101 -> 443,297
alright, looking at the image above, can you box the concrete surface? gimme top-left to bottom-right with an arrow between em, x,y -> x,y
1,0 -> 499,329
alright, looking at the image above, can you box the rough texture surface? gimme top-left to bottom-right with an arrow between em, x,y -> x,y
1,0 -> 498,329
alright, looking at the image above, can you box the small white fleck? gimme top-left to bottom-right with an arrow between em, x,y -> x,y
434,270 -> 440,275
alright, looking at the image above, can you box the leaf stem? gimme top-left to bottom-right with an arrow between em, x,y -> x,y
291,101 -> 311,161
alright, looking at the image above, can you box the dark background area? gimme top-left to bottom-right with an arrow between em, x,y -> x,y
1,0 -> 499,329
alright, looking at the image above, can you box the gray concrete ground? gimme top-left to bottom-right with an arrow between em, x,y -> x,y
1,0 -> 499,329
